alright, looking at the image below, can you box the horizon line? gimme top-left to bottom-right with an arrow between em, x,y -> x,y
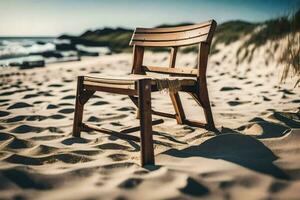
0,18 -> 263,38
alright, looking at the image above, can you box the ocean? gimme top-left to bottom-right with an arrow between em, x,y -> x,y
0,37 -> 110,68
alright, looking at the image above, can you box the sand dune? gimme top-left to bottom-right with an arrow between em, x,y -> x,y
0,47 -> 300,199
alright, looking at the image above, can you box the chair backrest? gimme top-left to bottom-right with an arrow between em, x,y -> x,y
129,20 -> 217,78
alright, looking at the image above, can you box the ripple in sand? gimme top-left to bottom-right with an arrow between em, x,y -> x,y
0,111 -> 10,117
11,125 -> 63,134
5,154 -> 43,165
61,95 -> 75,100
49,114 -> 66,119
227,101 -> 251,106
220,86 -> 241,91
58,103 -> 73,106
118,178 -> 143,189
72,149 -> 103,156
11,125 -> 43,134
25,145 -> 58,155
0,99 -> 9,103
278,89 -> 295,95
58,108 -> 74,114
61,137 -> 90,145
117,107 -> 135,111
238,121 -> 289,138
4,115 -> 48,122
95,143 -> 131,150
26,115 -> 48,121
0,132 -> 14,141
291,99 -> 300,103
268,181 -> 288,193
1,168 -> 51,189
33,101 -> 44,104
47,104 -> 59,109
263,96 -> 271,101
108,153 -> 128,161
44,153 -> 92,164
179,177 -> 210,197
87,116 -> 101,122
23,93 -> 39,99
4,116 -> 27,123
92,101 -> 109,106
48,84 -> 63,87
7,102 -> 33,110
4,137 -> 34,149
30,135 -> 64,141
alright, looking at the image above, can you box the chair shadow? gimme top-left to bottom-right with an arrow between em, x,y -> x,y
162,133 -> 289,180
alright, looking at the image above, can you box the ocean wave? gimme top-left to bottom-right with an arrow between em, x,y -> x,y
0,41 -> 55,59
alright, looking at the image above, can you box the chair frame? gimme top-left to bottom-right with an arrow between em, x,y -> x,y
72,20 -> 217,166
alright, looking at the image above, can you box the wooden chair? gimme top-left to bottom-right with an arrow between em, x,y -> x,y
72,19 -> 217,166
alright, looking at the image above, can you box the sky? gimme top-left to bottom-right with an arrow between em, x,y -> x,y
0,0 -> 299,36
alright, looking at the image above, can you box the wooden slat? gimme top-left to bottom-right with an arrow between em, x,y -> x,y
84,84 -> 137,96
135,20 -> 213,33
183,119 -> 206,128
169,47 -> 186,124
152,110 -> 176,119
132,26 -> 210,41
130,20 -> 216,47
84,80 -> 135,90
82,123 -> 140,142
85,76 -> 136,85
129,95 -> 177,119
142,65 -> 198,76
120,119 -> 164,134
131,34 -> 208,47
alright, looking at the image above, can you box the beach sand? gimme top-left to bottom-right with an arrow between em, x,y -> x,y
0,46 -> 300,199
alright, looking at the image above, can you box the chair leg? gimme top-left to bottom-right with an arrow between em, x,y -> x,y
198,86 -> 216,130
138,79 -> 155,166
170,92 -> 186,124
72,76 -> 84,137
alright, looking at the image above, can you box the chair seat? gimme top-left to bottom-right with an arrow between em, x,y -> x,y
83,74 -> 196,90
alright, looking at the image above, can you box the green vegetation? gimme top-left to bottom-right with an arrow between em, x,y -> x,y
180,21 -> 257,54
279,8 -> 300,86
59,28 -> 133,53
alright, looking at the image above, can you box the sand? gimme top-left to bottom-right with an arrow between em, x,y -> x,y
0,42 -> 300,199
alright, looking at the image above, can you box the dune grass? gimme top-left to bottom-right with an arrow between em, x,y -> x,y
279,8 -> 300,86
